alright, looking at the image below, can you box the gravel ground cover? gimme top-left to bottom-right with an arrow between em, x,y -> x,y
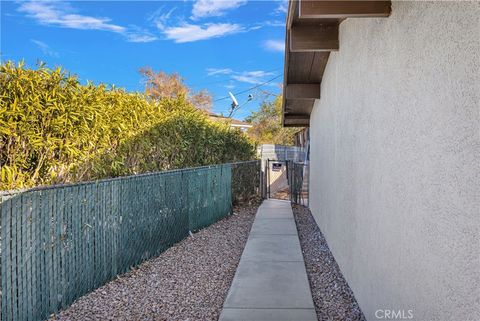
293,204 -> 366,321
51,202 -> 260,321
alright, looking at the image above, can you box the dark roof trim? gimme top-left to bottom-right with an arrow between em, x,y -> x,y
282,0 -> 391,127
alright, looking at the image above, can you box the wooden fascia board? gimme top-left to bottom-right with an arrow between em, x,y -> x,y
290,24 -> 339,52
284,114 -> 311,120
287,0 -> 297,29
286,84 -> 320,100
284,115 -> 310,127
282,29 -> 290,127
299,1 -> 392,19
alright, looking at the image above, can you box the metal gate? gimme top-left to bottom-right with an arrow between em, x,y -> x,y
288,162 -> 309,206
266,159 -> 289,200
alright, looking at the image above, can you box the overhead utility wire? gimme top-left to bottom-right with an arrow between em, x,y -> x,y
213,74 -> 283,102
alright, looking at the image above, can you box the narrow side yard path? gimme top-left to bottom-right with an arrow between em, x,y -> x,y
220,199 -> 317,321
293,204 -> 366,321
51,203 -> 260,321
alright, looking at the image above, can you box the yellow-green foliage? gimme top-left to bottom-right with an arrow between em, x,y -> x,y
0,61 -> 255,189
246,95 -> 298,145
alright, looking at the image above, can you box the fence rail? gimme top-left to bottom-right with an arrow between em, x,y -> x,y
0,160 -> 260,321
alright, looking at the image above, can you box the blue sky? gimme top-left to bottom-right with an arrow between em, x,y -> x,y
1,0 -> 287,119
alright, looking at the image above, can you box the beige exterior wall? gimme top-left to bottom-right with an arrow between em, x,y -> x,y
309,2 -> 479,321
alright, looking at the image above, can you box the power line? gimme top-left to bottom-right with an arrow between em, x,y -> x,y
213,74 -> 283,102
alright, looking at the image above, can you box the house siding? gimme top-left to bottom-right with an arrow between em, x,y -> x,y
309,2 -> 479,321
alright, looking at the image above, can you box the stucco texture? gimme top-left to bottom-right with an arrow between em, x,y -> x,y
308,2 -> 479,321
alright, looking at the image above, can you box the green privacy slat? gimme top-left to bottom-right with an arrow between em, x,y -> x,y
12,195 -> 20,321
0,161 -> 259,321
64,187 -> 72,308
60,187 -> 69,310
32,191 -> 40,321
1,196 -> 11,320
51,189 -> 59,312
10,197 -> 15,321
71,186 -> 81,303
26,193 -> 34,320
19,194 -> 26,321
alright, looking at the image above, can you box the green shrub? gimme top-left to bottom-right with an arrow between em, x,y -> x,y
0,61 -> 255,189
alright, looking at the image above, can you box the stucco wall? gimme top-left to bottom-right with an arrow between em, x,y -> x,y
309,2 -> 479,321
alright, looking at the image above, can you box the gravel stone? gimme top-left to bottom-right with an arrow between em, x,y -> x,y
293,204 -> 366,321
51,202 -> 260,321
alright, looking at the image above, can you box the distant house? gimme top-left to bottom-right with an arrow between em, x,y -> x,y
282,1 -> 478,321
208,112 -> 253,132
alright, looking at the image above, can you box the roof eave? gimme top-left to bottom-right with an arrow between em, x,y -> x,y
282,0 -> 391,127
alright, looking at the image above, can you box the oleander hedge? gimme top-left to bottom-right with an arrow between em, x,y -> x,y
0,61 -> 255,189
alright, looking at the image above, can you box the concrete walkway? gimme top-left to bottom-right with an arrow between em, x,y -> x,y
219,199 -> 316,321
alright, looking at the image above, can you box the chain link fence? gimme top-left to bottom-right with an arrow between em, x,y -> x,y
231,161 -> 261,205
0,160 -> 259,321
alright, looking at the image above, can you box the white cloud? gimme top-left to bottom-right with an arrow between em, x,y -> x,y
150,2 -> 274,44
150,6 -> 177,30
19,1 -> 125,33
206,68 -> 276,84
125,26 -> 158,43
126,33 -> 158,43
248,20 -> 284,32
263,39 -> 284,53
162,23 -> 243,43
261,20 -> 285,28
231,75 -> 261,84
231,70 -> 275,84
275,0 -> 288,14
243,70 -> 274,78
191,0 -> 247,19
19,1 -> 157,43
30,39 -> 59,57
206,68 -> 233,76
